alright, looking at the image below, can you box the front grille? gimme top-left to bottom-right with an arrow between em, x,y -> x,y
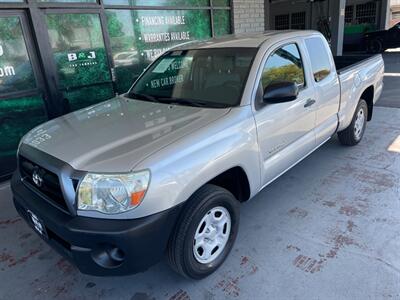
19,156 -> 69,212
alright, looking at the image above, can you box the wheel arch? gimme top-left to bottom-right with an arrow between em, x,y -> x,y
360,85 -> 374,121
206,166 -> 251,203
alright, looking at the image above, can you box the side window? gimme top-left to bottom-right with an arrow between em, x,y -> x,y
305,37 -> 332,82
261,43 -> 305,92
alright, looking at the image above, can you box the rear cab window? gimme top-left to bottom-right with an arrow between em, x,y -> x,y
304,37 -> 332,82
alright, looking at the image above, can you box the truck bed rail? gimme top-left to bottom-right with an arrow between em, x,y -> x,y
333,54 -> 380,74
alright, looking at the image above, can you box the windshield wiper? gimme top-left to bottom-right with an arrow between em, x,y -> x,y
128,92 -> 161,103
129,93 -> 229,108
157,97 -> 229,108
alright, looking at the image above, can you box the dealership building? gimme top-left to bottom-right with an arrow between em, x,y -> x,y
0,0 -> 392,179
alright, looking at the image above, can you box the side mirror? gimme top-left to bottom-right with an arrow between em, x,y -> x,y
263,81 -> 299,103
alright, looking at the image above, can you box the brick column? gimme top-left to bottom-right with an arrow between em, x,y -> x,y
232,0 -> 265,33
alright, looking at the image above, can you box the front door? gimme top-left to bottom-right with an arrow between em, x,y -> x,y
253,42 -> 317,186
0,11 -> 48,180
43,11 -> 115,113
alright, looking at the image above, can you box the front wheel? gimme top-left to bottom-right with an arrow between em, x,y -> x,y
338,99 -> 368,146
167,184 -> 240,279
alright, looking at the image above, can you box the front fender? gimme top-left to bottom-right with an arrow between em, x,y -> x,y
132,107 -> 261,218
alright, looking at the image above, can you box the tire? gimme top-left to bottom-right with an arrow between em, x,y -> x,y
167,184 -> 240,279
338,99 -> 368,146
367,39 -> 383,54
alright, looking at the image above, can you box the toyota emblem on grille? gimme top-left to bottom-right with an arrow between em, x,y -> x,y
32,169 -> 43,187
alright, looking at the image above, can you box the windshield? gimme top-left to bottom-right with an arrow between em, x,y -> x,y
128,48 -> 257,108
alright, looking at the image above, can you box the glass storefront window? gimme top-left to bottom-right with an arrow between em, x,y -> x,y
46,13 -> 111,90
103,0 -> 209,6
106,9 -> 212,93
0,14 -> 46,179
0,16 -> 36,94
212,0 -> 230,6
38,0 -> 96,2
0,95 -> 47,178
65,83 -> 115,111
213,10 -> 231,36
45,13 -> 115,112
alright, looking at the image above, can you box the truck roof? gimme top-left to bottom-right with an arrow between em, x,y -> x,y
174,30 -> 319,50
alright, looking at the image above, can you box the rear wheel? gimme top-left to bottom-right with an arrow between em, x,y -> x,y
338,99 -> 368,146
167,184 -> 240,279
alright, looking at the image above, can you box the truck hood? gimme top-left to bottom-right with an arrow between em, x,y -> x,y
22,96 -> 230,172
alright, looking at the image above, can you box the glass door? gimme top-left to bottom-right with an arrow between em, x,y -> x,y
0,11 -> 48,180
44,11 -> 115,112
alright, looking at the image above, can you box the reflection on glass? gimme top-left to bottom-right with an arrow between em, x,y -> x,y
0,16 -> 36,94
64,83 -> 115,111
213,10 -> 231,37
106,9 -> 212,94
46,13 -> 111,89
46,13 -> 114,112
104,0 -> 208,6
0,95 -> 47,178
212,0 -> 229,6
130,48 -> 257,107
262,44 -> 305,89
38,0 -> 96,2
305,37 -> 331,82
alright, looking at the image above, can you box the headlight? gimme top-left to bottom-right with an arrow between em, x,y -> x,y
77,171 -> 150,214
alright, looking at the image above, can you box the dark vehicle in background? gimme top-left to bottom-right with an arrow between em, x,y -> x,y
365,22 -> 400,53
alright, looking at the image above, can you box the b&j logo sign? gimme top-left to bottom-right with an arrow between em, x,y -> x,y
0,44 -> 16,78
67,50 -> 98,68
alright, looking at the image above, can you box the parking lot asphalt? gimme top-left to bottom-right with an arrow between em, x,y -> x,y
1,57 -> 400,300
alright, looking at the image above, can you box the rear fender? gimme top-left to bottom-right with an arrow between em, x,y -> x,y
337,56 -> 383,131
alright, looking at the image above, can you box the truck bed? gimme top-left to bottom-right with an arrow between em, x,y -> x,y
334,53 -> 384,134
333,54 -> 379,74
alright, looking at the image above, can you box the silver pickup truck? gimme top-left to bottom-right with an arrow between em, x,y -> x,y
11,31 -> 384,279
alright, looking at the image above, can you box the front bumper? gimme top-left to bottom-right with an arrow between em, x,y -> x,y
11,172 -> 182,276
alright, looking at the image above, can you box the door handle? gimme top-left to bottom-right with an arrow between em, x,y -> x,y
304,99 -> 316,108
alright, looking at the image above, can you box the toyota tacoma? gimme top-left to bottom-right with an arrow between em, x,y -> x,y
11,31 -> 384,279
